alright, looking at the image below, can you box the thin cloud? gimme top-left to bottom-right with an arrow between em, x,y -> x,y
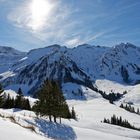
65,38 -> 82,47
7,0 -> 80,46
65,31 -> 106,47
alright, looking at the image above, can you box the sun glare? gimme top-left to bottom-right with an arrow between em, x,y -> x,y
29,0 -> 53,31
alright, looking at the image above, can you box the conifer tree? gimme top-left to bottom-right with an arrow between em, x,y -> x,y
51,81 -> 71,122
120,103 -> 123,108
71,107 -> 76,120
35,80 -> 54,121
3,94 -> 11,109
33,80 -> 72,123
137,108 -> 140,114
22,98 -> 31,110
0,83 -> 4,107
15,88 -> 24,109
0,83 -> 3,93
17,88 -> 23,96
0,94 -> 3,107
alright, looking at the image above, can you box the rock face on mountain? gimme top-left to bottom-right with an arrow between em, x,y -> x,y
0,43 -> 140,95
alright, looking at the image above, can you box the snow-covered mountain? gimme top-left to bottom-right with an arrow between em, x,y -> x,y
0,46 -> 26,73
67,43 -> 140,84
0,43 -> 140,96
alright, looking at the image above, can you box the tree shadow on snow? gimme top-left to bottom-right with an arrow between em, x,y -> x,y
35,118 -> 77,140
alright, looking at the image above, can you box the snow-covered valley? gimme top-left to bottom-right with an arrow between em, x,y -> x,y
1,95 -> 140,140
1,79 -> 140,140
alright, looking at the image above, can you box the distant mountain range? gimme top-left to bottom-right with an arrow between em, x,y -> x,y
0,43 -> 140,97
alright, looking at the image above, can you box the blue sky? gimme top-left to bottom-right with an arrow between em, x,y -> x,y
0,0 -> 140,51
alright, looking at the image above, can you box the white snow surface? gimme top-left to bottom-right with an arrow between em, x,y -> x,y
1,86 -> 140,140
95,79 -> 132,94
0,117 -> 47,140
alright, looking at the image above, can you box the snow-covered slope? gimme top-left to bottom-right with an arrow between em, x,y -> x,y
0,117 -> 47,140
95,79 -> 132,94
119,84 -> 140,105
67,98 -> 140,140
1,96 -> 140,140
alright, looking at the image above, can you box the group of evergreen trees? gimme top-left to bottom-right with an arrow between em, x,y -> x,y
0,81 -> 76,123
120,103 -> 140,115
92,85 -> 127,103
93,86 -> 123,103
103,114 -> 140,131
33,80 -> 76,123
0,87 -> 31,110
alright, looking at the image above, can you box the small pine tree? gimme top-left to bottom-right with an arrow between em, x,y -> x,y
15,88 -> 24,109
104,118 -> 107,123
120,103 -> 123,108
33,80 -> 54,121
17,88 -> 23,96
0,94 -> 4,107
25,99 -> 31,110
119,116 -> 122,124
0,84 -> 4,107
123,90 -> 127,95
71,107 -> 76,120
3,94 -> 11,109
0,84 -> 3,93
21,98 -> 31,110
137,108 -> 140,114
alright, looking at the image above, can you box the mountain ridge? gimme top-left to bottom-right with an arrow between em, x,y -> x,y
0,43 -> 140,97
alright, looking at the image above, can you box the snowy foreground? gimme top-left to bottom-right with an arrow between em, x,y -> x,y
1,98 -> 140,140
1,80 -> 140,140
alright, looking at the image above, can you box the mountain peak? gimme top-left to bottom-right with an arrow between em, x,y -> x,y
113,42 -> 137,50
0,46 -> 24,55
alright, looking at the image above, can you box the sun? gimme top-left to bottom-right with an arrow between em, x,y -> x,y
29,0 -> 53,31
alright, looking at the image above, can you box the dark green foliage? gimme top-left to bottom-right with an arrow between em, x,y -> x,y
103,118 -> 110,123
15,94 -> 23,109
93,87 -> 124,103
123,90 -> 127,94
0,83 -> 3,94
14,88 -> 31,110
17,88 -> 24,96
0,94 -> 3,107
120,103 -> 140,115
137,108 -> 140,114
1,88 -> 31,110
3,94 -> 14,109
103,114 -> 140,131
0,93 -> 3,107
0,84 -> 4,107
71,107 -> 76,120
23,98 -> 31,110
32,80 -> 55,121
33,80 -> 73,123
0,85 -> 31,110
14,88 -> 24,109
